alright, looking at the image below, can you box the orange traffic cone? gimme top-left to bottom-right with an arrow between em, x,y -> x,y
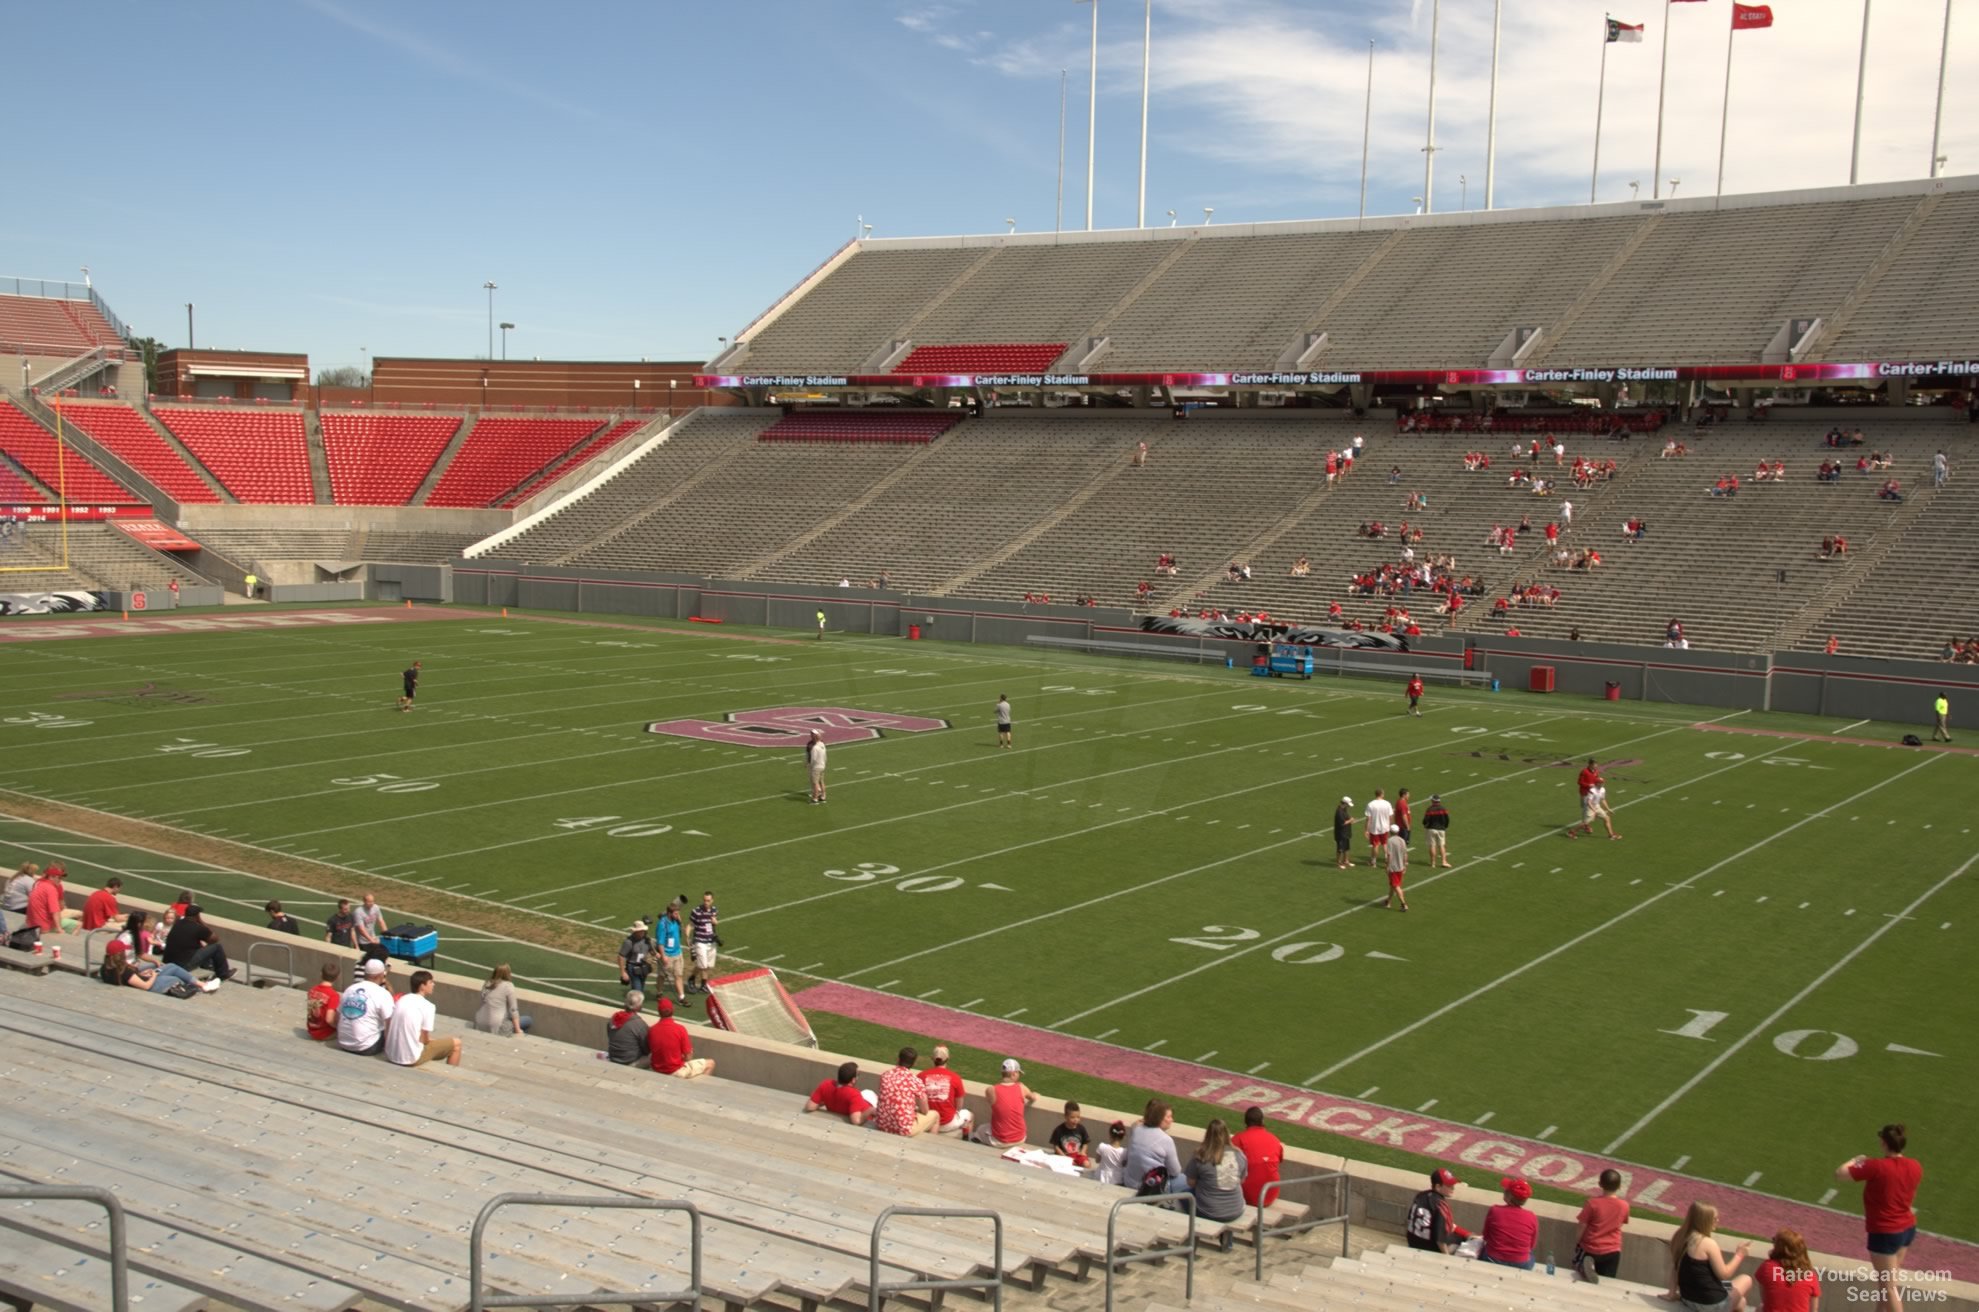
404,599 -> 412,609
501,607 -> 508,618
122,610 -> 129,621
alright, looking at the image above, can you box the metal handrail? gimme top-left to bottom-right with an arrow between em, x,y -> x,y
82,928 -> 115,975
246,941 -> 296,989
469,1193 -> 699,1312
868,1204 -> 1003,1312
0,1184 -> 129,1311
1104,1191 -> 1195,1312
1253,1169 -> 1352,1280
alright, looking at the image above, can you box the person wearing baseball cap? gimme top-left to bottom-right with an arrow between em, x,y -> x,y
983,1059 -> 1036,1148
649,996 -> 713,1079
1480,1176 -> 1539,1269
1334,796 -> 1355,870
1407,1168 -> 1472,1254
618,919 -> 654,999
337,957 -> 396,1055
918,1044 -> 972,1136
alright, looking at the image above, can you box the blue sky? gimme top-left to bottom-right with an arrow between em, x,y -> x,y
2,0 -> 1968,375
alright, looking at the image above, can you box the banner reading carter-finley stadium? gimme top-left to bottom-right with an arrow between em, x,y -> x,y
698,358 -> 1979,390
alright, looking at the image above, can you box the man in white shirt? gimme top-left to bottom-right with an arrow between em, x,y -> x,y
805,730 -> 828,804
1561,499 -> 1575,528
1363,789 -> 1395,869
1384,827 -> 1411,912
386,970 -> 462,1068
337,958 -> 396,1055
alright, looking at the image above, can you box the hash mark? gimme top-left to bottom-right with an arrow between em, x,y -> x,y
1096,1028 -> 1119,1041
1474,1112 -> 1495,1125
1537,1125 -> 1557,1140
1004,1007 -> 1028,1019
1358,1085 -> 1379,1099
874,979 -> 900,989
1743,1171 -> 1764,1187
1819,1189 -> 1838,1205
918,988 -> 942,999
1249,1062 -> 1272,1074
1418,1098 -> 1438,1112
1671,1155 -> 1691,1170
1196,1050 -> 1218,1062
1146,1037 -> 1166,1050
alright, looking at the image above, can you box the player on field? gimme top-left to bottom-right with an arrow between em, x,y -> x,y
1364,789 -> 1394,868
399,660 -> 421,712
1587,782 -> 1620,839
1383,826 -> 1411,911
1569,758 -> 1618,839
995,694 -> 1013,749
1393,787 -> 1413,844
805,729 -> 828,804
1405,673 -> 1425,717
1422,794 -> 1452,867
1333,796 -> 1354,870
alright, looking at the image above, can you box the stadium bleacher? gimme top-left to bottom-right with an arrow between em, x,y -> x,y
320,411 -> 461,505
424,416 -> 604,508
153,406 -> 314,504
758,410 -> 961,444
0,292 -> 122,354
55,402 -> 224,505
896,343 -> 1067,373
0,398 -> 143,505
499,416 -> 648,507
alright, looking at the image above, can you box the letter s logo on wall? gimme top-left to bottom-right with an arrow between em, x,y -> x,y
646,706 -> 951,747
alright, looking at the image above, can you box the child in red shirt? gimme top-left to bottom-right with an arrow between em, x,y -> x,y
1573,1168 -> 1631,1281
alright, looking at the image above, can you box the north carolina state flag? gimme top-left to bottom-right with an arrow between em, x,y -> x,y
1732,3 -> 1774,29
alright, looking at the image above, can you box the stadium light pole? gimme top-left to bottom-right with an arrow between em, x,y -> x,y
1484,0 -> 1501,209
1136,0 -> 1151,228
1930,0 -> 1952,179
499,322 -> 514,361
1078,0 -> 1098,231
1057,69 -> 1068,233
1849,0 -> 1872,185
1358,39 -> 1374,225
482,281 -> 498,360
1422,0 -> 1441,214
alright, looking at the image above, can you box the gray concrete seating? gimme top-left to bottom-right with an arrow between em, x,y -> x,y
0,960 -> 1264,1312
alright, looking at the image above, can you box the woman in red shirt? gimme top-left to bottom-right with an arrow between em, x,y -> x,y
1479,1177 -> 1538,1269
1751,1229 -> 1820,1312
1837,1123 -> 1922,1306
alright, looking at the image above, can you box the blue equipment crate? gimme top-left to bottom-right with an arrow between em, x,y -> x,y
380,929 -> 438,963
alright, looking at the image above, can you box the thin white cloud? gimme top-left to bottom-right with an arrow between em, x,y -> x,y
949,0 -> 1975,216
299,0 -> 606,123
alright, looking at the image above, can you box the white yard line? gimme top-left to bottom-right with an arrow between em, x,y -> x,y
1602,847 -> 1975,1154
1301,752 -> 1946,1090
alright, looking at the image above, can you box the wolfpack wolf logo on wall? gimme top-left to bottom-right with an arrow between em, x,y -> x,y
647,706 -> 950,747
0,590 -> 106,617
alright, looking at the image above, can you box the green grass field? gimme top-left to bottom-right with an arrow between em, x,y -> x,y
1,605 -> 1971,1242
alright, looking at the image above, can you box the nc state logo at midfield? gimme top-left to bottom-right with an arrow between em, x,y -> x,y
646,706 -> 950,747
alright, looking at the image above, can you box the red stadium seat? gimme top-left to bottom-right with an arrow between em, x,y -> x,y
153,406 -> 314,504
320,412 -> 461,506
425,417 -> 604,508
0,399 -> 145,504
895,343 -> 1066,374
56,403 -> 221,504
500,419 -> 646,507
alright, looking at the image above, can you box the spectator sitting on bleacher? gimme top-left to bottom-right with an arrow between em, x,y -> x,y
80,877 -> 122,931
872,1047 -> 939,1137
981,1058 -> 1036,1147
1288,557 -> 1311,577
1479,1177 -> 1539,1270
386,970 -> 463,1069
1406,1168 -> 1472,1255
650,997 -> 712,1079
1120,1099 -> 1189,1195
1231,1105 -> 1284,1207
1879,479 -> 1904,502
101,941 -> 216,997
1817,461 -> 1840,482
114,911 -> 161,966
1186,1119 -> 1249,1230
306,963 -> 342,1041
1,863 -> 34,940
1137,579 -> 1153,601
162,903 -> 236,982
1710,474 -> 1740,498
1574,1168 -> 1631,1283
337,958 -> 396,1055
919,1044 -> 973,1135
1624,518 -> 1647,542
1664,1201 -> 1751,1310
607,990 -> 650,1064
1388,465 -> 1403,484
1156,552 -> 1178,576
1047,1101 -> 1091,1165
805,1061 -> 870,1125
25,864 -> 76,942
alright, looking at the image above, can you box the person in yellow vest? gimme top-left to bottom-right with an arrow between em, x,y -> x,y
243,572 -> 259,599
1933,694 -> 1952,743
815,609 -> 826,640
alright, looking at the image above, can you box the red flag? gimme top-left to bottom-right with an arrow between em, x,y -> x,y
1732,3 -> 1773,29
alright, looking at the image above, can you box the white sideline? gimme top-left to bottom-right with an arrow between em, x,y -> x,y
1602,847 -> 1976,1153
1299,750 -> 1947,1088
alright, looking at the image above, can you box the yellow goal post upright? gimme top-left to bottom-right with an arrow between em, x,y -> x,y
0,396 -> 73,574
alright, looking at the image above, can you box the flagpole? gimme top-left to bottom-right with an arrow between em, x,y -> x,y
1930,0 -> 1951,178
1423,0 -> 1440,213
1716,13 -> 1736,201
1593,17 -> 1612,204
1085,0 -> 1098,231
1849,0 -> 1873,185
1484,0 -> 1502,209
1136,0 -> 1150,228
1653,0 -> 1672,198
1358,39 -> 1374,225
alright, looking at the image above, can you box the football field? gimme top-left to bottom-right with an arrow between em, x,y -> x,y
1,604 -> 1972,1248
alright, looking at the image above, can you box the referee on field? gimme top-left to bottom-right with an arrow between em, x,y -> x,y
399,660 -> 421,713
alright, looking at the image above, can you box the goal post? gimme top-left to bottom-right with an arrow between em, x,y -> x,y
702,967 -> 818,1048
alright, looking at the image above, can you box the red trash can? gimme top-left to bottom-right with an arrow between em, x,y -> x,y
1605,680 -> 1621,701
908,624 -> 922,640
1529,665 -> 1556,693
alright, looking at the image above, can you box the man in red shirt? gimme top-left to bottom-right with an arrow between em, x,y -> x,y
1570,759 -> 1603,838
1405,674 -> 1425,717
648,998 -> 713,1079
24,865 -> 71,940
304,962 -> 342,1042
919,1044 -> 973,1136
1231,1106 -> 1284,1208
805,1061 -> 869,1125
80,877 -> 122,931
